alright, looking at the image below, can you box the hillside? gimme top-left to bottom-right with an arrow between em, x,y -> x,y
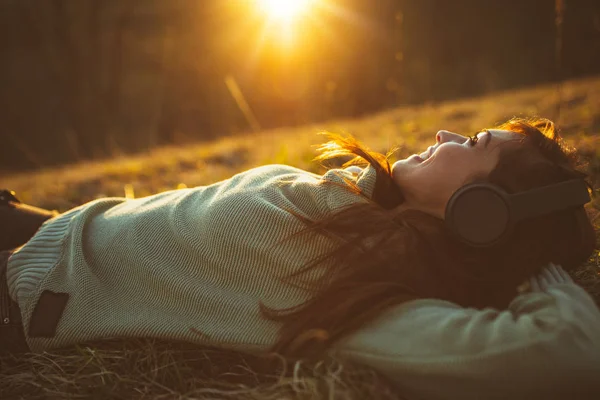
2,76 -> 600,399
4,75 -> 600,207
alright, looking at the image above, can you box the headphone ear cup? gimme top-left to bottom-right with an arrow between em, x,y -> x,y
445,183 -> 511,247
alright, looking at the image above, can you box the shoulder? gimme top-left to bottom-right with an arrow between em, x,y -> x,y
321,164 -> 378,200
236,164 -> 320,182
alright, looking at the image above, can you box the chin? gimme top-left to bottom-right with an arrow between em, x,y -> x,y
390,160 -> 406,183
391,160 -> 402,175
391,158 -> 414,173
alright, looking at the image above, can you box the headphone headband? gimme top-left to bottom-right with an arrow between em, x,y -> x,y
510,179 -> 591,222
445,179 -> 591,247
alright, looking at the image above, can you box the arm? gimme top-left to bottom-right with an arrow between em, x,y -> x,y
334,264 -> 600,400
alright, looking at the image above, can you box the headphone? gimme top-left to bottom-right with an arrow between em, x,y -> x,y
445,179 -> 591,247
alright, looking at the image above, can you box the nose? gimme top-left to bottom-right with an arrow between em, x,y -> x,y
436,130 -> 466,144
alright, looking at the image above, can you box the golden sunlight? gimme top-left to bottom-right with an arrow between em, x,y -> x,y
256,0 -> 315,23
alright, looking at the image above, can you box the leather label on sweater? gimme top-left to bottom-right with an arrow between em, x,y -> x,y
28,290 -> 69,338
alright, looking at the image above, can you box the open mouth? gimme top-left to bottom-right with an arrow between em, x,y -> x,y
409,146 -> 434,163
418,146 -> 434,161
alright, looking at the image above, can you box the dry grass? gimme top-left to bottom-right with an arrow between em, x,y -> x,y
1,340 -> 400,400
1,76 -> 600,399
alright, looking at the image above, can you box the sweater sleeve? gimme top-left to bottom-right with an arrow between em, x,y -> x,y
333,282 -> 600,400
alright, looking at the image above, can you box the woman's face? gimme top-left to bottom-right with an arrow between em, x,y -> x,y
391,129 -> 521,218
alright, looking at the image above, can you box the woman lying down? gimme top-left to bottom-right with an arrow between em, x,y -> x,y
1,117 -> 599,400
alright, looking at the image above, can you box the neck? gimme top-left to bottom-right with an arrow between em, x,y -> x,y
392,201 -> 442,219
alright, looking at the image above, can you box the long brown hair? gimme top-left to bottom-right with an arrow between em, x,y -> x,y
261,117 -> 596,359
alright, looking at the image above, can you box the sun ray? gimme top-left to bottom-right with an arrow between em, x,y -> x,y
257,0 -> 315,23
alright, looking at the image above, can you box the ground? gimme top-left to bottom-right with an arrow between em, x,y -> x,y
2,76 -> 599,399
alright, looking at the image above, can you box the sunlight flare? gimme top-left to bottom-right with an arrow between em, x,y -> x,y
256,0 -> 315,23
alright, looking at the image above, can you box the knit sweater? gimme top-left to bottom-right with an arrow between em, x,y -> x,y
7,164 -> 376,352
335,282 -> 600,399
7,164 -> 600,399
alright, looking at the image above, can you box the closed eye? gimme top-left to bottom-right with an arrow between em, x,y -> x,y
467,135 -> 479,147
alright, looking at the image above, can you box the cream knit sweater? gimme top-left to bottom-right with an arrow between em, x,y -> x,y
7,164 -> 600,400
7,164 -> 376,352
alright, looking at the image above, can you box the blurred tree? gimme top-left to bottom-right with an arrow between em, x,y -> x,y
15,0 -> 136,159
1,0 -> 599,171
